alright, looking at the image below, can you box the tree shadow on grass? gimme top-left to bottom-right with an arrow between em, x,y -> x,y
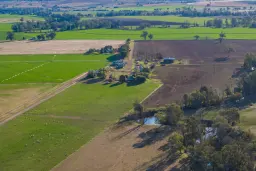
127,81 -> 145,87
133,126 -> 172,148
82,78 -> 103,84
111,125 -> 142,142
107,54 -> 124,62
109,81 -> 122,87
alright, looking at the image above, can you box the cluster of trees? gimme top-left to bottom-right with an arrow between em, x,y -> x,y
183,86 -> 222,109
85,45 -> 114,55
35,32 -> 56,41
133,100 -> 255,170
12,17 -> 121,33
0,7 -> 52,17
140,31 -> 154,40
118,39 -> 130,58
204,17 -> 256,28
87,68 -> 106,79
236,53 -> 256,96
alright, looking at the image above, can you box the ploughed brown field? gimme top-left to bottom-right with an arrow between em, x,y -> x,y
134,40 -> 256,107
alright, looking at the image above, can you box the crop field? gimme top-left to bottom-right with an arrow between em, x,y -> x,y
0,81 -> 159,171
134,40 -> 256,64
134,40 -> 254,107
114,16 -> 214,26
143,64 -> 239,107
0,54 -> 109,84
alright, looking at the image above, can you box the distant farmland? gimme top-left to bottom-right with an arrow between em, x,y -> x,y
113,16 -> 213,26
3,23 -> 256,41
53,27 -> 256,40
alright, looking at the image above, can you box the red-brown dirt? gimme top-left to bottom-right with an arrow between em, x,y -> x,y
134,40 -> 256,64
143,64 -> 239,107
52,125 -> 176,171
133,40 -> 253,107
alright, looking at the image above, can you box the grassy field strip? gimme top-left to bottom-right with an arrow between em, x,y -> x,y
1,62 -> 49,83
0,60 -> 102,63
0,72 -> 88,125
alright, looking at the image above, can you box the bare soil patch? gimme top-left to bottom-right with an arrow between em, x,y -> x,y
134,40 -> 256,64
52,124 -> 175,171
133,40 -> 254,107
0,40 -> 124,55
0,84 -> 54,123
143,64 -> 239,107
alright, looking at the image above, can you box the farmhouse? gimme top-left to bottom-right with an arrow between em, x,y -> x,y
163,57 -> 176,64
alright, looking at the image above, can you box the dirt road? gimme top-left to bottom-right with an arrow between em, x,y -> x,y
0,40 -> 124,55
0,72 -> 87,125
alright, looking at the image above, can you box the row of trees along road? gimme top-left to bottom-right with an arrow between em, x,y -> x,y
6,31 -> 56,41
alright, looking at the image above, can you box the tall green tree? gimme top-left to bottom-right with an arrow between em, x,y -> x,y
133,100 -> 144,119
219,32 -> 226,43
140,31 -> 148,40
169,132 -> 184,154
6,32 -> 15,41
148,33 -> 153,40
194,35 -> 200,40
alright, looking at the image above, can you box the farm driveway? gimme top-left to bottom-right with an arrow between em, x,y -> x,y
0,40 -> 124,55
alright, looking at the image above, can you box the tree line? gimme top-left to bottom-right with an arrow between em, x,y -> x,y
204,17 -> 256,28
95,7 -> 256,18
11,17 -> 122,33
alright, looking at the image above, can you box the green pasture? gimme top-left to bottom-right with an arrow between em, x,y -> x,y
115,15 -> 214,25
0,54 -> 110,84
0,81 -> 159,171
53,27 -> 256,40
111,5 -> 188,11
0,14 -> 44,22
0,23 -> 37,40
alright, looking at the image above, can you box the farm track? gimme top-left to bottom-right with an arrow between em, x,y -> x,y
0,72 -> 88,125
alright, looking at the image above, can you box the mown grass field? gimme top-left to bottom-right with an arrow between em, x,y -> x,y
53,27 -> 256,40
0,23 -> 37,41
115,16 -> 214,25
0,81 -> 159,171
0,54 -> 110,83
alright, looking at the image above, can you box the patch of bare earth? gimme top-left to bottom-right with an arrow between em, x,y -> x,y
0,84 -> 53,123
52,125 -> 178,171
0,40 -> 124,55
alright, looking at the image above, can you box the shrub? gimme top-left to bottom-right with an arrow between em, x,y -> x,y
142,67 -> 150,73
155,111 -> 167,124
119,75 -> 126,83
87,70 -> 96,78
228,92 -> 242,103
135,75 -> 146,83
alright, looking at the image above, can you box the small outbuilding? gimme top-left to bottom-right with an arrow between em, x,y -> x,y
163,57 -> 176,64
